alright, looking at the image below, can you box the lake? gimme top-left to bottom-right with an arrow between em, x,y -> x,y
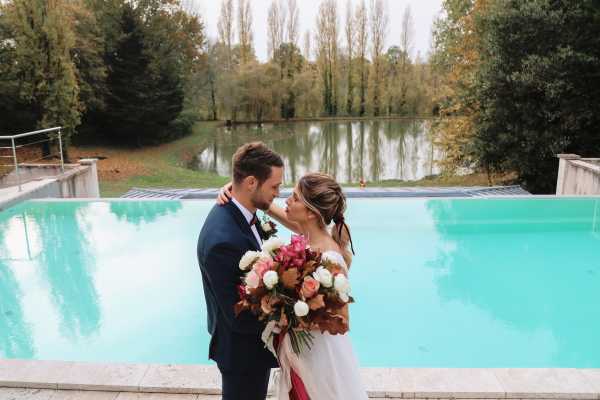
192,119 -> 441,184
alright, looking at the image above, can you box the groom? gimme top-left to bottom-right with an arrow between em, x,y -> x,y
197,142 -> 283,400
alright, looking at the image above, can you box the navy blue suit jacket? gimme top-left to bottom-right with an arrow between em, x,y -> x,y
197,202 -> 278,372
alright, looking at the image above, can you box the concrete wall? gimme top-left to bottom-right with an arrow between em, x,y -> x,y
556,154 -> 600,195
0,159 -> 100,211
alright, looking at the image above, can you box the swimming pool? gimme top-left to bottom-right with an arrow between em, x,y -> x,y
0,197 -> 599,368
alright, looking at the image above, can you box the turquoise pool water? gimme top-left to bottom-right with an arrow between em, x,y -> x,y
0,198 -> 599,367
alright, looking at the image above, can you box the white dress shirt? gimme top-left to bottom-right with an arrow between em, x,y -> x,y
231,196 -> 262,246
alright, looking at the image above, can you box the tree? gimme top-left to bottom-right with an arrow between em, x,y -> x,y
217,0 -> 234,68
65,0 -> 107,140
286,0 -> 299,46
398,5 -> 414,114
236,62 -> 281,124
237,0 -> 253,65
345,0 -> 356,115
355,0 -> 369,116
316,0 -> 339,116
267,0 -> 285,60
473,0 -> 600,193
384,45 -> 402,114
2,0 -> 82,158
369,0 -> 387,116
430,0 -> 484,173
102,1 -> 203,145
275,43 -> 304,118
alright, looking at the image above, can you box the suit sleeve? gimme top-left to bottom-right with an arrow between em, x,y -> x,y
203,242 -> 263,335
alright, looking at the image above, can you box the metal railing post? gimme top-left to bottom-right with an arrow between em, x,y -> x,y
11,137 -> 21,191
58,128 -> 64,173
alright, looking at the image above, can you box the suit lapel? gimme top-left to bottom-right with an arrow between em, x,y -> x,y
224,202 -> 261,251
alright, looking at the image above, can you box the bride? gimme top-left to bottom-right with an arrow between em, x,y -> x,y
218,172 -> 368,400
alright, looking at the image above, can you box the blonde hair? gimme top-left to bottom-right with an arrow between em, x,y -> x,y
297,173 -> 355,266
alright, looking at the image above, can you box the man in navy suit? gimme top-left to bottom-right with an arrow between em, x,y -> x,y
197,142 -> 283,400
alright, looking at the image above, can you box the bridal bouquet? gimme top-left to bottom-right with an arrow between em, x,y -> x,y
235,235 -> 353,355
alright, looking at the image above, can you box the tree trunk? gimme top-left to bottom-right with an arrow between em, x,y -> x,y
210,78 -> 218,121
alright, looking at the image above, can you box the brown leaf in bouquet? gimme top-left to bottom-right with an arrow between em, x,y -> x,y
260,294 -> 281,314
248,285 -> 267,298
300,260 -> 319,279
281,268 -> 300,289
308,294 -> 326,311
313,312 -> 349,335
323,291 -> 352,311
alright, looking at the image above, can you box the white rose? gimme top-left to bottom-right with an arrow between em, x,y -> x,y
294,300 -> 309,317
339,293 -> 350,303
261,221 -> 273,232
312,266 -> 333,288
261,237 -> 284,255
257,251 -> 273,262
239,251 -> 261,271
334,274 -> 351,295
263,270 -> 279,289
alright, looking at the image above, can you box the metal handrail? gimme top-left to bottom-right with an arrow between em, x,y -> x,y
0,126 -> 62,139
0,126 -> 63,192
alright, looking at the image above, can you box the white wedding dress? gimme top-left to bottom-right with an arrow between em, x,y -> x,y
275,250 -> 368,400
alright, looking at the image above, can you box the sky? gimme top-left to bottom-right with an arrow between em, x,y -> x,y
192,0 -> 444,62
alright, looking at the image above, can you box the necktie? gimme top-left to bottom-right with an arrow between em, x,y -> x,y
249,213 -> 258,226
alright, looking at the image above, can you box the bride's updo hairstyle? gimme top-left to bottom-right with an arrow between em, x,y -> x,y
296,173 -> 355,266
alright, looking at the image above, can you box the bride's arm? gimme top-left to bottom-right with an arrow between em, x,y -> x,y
216,182 -> 302,234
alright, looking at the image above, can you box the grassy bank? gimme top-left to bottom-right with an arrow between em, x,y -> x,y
70,120 -> 514,198
70,122 -> 228,197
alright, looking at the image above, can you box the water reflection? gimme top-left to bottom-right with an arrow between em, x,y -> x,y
25,203 -> 102,339
109,201 -> 182,226
194,120 -> 441,183
0,218 -> 35,358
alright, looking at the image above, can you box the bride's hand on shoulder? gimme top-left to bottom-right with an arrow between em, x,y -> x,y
217,182 -> 233,205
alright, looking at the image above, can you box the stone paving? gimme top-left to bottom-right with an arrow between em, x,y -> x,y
1,360 -> 600,400
0,388 -> 590,400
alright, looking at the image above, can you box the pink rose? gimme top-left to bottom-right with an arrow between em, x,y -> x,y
301,276 -> 320,299
291,235 -> 308,253
245,271 -> 261,289
253,258 -> 274,278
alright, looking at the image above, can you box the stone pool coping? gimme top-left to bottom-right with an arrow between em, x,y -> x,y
1,360 -> 600,399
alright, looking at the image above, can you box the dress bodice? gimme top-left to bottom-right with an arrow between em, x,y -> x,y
321,250 -> 348,272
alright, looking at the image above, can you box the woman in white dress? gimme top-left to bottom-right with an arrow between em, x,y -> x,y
219,172 -> 368,400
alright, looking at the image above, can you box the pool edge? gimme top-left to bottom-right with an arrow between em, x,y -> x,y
1,359 -> 599,399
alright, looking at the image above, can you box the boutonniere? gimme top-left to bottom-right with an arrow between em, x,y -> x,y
259,215 -> 278,240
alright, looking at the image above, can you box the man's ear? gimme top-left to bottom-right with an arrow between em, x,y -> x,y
245,175 -> 258,191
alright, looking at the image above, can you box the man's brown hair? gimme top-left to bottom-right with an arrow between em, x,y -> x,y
232,142 -> 283,185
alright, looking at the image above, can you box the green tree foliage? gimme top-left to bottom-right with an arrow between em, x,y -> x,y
473,0 -> 600,193
432,0 -> 600,192
0,0 -> 204,148
274,43 -> 304,119
101,0 -> 204,145
0,0 -> 81,155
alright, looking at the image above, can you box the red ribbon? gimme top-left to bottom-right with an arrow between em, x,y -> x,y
274,332 -> 310,400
